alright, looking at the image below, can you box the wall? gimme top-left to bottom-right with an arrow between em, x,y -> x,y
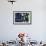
0,0 -> 46,41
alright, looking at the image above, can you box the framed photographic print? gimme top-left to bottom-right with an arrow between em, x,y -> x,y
13,11 -> 32,25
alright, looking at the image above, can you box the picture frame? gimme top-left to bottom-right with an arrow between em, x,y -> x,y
13,11 -> 32,25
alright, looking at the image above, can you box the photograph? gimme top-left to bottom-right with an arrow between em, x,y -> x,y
13,11 -> 32,25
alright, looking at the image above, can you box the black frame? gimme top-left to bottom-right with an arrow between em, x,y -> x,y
13,11 -> 32,25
